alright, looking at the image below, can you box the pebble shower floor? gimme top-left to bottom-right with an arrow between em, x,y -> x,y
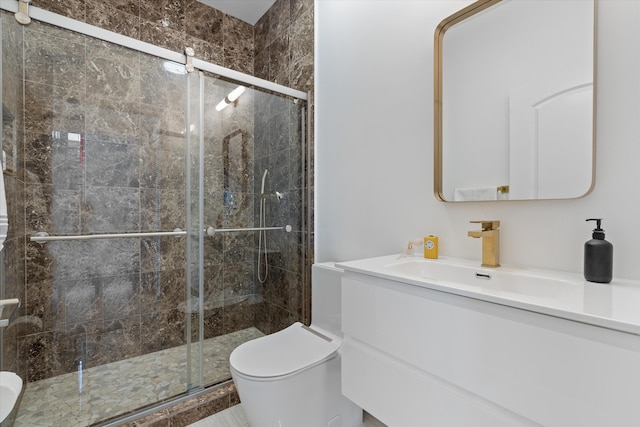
14,328 -> 263,426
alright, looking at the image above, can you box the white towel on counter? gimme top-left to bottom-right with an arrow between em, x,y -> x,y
453,186 -> 498,201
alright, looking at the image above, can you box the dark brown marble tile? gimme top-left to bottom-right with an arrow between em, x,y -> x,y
140,237 -> 161,274
124,409 -> 170,427
64,277 -> 103,325
159,235 -> 186,271
85,98 -> 140,140
224,48 -> 253,75
140,0 -> 185,33
221,262 -> 254,300
86,1 -> 140,40
222,299 -> 254,334
91,316 -> 142,366
229,390 -> 241,406
140,268 -> 185,313
24,183 -> 81,235
139,54 -> 187,107
253,300 -> 270,334
86,38 -> 141,101
137,104 -> 163,145
17,331 -> 56,381
158,148 -> 186,190
139,187 -> 161,231
202,305 -> 224,339
202,231 -> 224,267
1,334 -> 18,374
81,186 -> 140,233
269,33 -> 290,86
140,19 -> 186,53
113,0 -> 140,15
141,310 -> 186,353
32,0 -> 86,21
102,273 -> 140,321
184,0 -> 223,46
24,82 -> 85,136
261,266 -> 284,307
254,13 -> 270,56
291,0 -> 313,22
122,409 -> 171,427
24,25 -> 85,89
268,302 -> 296,333
289,10 -> 314,91
167,403 -> 202,427
195,395 -> 228,422
267,0 -> 291,41
185,35 -> 224,64
223,15 -> 253,57
25,277 -> 65,333
84,138 -> 140,188
202,264 -> 224,300
222,233 -> 253,264
2,13 -> 25,76
156,188 -> 183,228
1,239 -> 26,319
140,0 -> 163,23
51,328 -> 87,374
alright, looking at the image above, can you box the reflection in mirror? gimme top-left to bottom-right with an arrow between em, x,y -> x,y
434,0 -> 596,202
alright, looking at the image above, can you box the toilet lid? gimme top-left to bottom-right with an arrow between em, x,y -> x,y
230,322 -> 340,378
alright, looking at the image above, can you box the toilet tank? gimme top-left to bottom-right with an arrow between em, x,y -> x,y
311,262 -> 344,337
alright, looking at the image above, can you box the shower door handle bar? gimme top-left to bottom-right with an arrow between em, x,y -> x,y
30,228 -> 188,243
206,225 -> 292,236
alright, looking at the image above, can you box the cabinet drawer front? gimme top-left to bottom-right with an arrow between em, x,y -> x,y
342,275 -> 640,426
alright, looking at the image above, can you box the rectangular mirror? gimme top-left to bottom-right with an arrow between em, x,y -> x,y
434,0 -> 596,202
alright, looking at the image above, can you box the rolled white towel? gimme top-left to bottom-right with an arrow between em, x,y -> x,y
453,186 -> 498,201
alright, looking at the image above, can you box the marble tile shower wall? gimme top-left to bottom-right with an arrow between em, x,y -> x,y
31,0 -> 255,74
253,92 -> 306,334
254,0 -> 315,330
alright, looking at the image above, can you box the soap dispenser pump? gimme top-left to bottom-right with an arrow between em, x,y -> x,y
584,218 -> 613,283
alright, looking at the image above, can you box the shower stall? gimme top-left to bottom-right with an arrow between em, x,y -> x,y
0,3 -> 310,426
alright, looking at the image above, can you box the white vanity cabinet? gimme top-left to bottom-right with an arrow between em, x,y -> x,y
341,272 -> 640,427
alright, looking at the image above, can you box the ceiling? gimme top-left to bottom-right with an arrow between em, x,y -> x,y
197,0 -> 277,25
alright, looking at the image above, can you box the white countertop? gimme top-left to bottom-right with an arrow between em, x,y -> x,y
337,255 -> 640,336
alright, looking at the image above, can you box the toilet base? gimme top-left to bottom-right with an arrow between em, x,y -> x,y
232,352 -> 362,427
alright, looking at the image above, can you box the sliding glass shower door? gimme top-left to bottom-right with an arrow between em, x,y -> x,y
192,70 -> 309,386
0,14 -> 202,425
0,8 -> 309,426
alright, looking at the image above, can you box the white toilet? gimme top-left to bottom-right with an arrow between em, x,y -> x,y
230,263 -> 363,427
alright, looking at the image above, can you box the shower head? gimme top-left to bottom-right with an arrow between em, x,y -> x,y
260,169 -> 268,194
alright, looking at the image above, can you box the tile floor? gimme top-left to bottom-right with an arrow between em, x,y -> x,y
13,327 -> 263,427
189,404 -> 387,427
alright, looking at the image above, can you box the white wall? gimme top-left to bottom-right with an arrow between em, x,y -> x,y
315,0 -> 640,280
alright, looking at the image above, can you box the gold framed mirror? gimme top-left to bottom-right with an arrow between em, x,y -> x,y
434,0 -> 596,202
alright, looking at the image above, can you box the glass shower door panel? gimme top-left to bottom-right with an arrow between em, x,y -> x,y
0,12 -> 26,427
2,15 -> 195,425
197,73 -> 307,386
186,69 -> 204,391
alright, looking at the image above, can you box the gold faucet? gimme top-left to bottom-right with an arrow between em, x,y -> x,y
467,220 -> 500,268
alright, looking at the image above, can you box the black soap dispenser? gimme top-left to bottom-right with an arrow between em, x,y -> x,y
584,218 -> 613,283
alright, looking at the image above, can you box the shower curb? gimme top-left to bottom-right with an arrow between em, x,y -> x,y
112,381 -> 239,427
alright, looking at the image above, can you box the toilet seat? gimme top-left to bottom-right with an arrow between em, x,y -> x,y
230,322 -> 340,379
